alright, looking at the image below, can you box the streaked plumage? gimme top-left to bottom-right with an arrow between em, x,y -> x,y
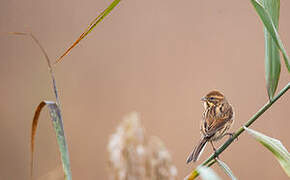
186,90 -> 234,163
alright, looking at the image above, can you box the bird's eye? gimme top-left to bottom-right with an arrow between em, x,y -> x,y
209,97 -> 215,100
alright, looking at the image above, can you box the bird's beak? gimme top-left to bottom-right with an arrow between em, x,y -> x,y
201,97 -> 207,101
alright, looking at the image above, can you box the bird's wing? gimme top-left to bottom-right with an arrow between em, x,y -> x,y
205,107 -> 233,137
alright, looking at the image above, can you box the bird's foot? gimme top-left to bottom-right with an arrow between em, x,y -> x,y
225,132 -> 238,141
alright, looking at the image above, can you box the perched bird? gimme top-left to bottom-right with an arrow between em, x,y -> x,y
186,90 -> 234,163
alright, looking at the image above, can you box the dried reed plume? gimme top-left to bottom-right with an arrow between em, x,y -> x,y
107,112 -> 177,180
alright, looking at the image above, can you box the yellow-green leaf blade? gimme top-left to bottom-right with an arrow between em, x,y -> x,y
184,169 -> 199,180
251,0 -> 290,73
216,159 -> 238,180
55,0 -> 122,64
244,126 -> 290,177
31,101 -> 72,180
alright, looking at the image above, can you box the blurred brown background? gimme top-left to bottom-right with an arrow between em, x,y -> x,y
0,0 -> 289,179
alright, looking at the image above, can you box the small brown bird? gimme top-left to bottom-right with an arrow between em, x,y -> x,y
186,90 -> 234,163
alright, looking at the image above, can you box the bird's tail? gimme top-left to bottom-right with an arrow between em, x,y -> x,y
186,137 -> 208,163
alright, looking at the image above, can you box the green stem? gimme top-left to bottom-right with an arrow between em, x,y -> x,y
187,82 -> 289,179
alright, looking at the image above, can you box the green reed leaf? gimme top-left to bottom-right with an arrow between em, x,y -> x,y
251,0 -> 283,100
10,32 -> 71,180
55,0 -> 122,64
216,159 -> 238,180
251,0 -> 290,72
31,101 -> 72,180
244,126 -> 290,177
251,0 -> 290,100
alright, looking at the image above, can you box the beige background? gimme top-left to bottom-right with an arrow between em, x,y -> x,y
0,0 -> 290,179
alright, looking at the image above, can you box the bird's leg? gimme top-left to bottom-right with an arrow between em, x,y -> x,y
209,141 -> 219,159
224,132 -> 238,141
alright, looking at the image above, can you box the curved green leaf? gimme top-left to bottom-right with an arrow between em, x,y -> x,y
197,166 -> 221,180
244,126 -> 290,177
252,0 -> 281,100
216,159 -> 238,180
251,0 -> 281,100
251,0 -> 290,75
11,29 -> 71,180
31,101 -> 72,180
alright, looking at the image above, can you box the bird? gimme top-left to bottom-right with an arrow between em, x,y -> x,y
186,90 -> 234,163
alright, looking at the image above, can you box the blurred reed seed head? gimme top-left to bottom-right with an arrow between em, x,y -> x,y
108,112 -> 147,180
107,112 -> 177,180
147,136 -> 178,180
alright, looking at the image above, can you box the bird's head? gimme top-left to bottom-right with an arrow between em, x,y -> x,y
201,90 -> 225,108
